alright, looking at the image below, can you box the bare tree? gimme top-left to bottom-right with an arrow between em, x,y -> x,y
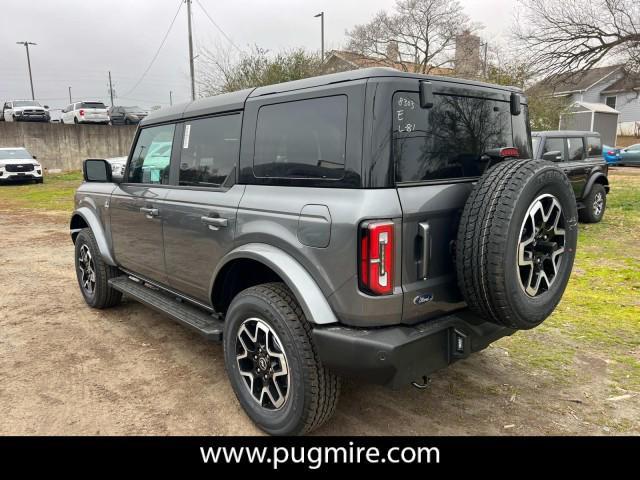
514,0 -> 640,78
346,0 -> 473,73
198,46 -> 322,96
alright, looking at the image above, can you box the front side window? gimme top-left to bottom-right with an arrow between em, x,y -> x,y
586,136 -> 602,157
253,96 -> 347,180
543,138 -> 565,160
127,124 -> 175,184
179,114 -> 241,187
393,91 -> 519,182
567,137 -> 584,161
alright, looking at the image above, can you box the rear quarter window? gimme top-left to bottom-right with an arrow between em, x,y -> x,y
393,91 -> 530,183
586,136 -> 602,157
253,95 -> 347,180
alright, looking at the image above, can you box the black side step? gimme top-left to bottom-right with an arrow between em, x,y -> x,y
109,276 -> 224,341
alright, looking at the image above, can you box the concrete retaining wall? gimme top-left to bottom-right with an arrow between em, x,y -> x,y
0,122 -> 136,171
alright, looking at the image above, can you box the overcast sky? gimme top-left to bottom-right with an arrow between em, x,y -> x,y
1,0 -> 517,111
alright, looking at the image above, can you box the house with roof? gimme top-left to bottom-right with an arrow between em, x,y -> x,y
321,49 -> 454,76
531,65 -> 640,138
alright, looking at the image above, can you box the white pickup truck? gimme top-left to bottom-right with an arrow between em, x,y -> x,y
2,100 -> 50,122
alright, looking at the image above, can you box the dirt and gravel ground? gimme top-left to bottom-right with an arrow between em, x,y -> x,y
0,170 -> 638,436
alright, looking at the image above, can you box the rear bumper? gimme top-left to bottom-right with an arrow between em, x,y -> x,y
313,310 -> 514,388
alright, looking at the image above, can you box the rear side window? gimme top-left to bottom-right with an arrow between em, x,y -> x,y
253,96 -> 347,180
586,136 -> 602,157
567,137 -> 584,161
179,114 -> 241,187
127,124 -> 175,184
393,92 -> 526,183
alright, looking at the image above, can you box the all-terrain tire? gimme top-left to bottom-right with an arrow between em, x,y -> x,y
456,160 -> 578,330
578,183 -> 606,223
223,282 -> 340,436
74,228 -> 122,308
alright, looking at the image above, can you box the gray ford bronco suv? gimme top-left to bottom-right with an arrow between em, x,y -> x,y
71,68 -> 578,435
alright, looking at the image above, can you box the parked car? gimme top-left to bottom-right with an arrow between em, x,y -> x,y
531,131 -> 609,223
105,156 -> 127,179
0,147 -> 43,183
71,68 -> 578,435
2,100 -> 50,122
618,143 -> 640,166
603,145 -> 620,164
108,106 -> 148,125
61,102 -> 109,125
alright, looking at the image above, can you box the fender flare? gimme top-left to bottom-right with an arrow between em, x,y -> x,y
70,207 -> 117,266
211,243 -> 338,325
583,173 -> 609,198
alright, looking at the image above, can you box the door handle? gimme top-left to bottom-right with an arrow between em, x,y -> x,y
140,207 -> 159,218
418,222 -> 431,280
201,216 -> 228,230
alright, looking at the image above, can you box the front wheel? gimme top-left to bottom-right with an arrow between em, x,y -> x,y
223,283 -> 340,436
579,183 -> 606,223
74,228 -> 122,308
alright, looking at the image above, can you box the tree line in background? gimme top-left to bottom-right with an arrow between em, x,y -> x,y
198,0 -> 639,130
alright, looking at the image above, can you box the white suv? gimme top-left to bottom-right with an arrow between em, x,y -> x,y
0,148 -> 43,183
61,102 -> 109,125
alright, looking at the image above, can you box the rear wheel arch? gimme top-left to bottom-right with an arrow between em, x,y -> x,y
211,258 -> 283,313
210,244 -> 339,325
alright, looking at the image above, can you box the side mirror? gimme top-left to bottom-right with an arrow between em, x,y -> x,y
44,105 -> 50,109
83,159 -> 113,182
32,155 -> 37,160
419,80 -> 434,108
510,92 -> 521,116
542,151 -> 562,162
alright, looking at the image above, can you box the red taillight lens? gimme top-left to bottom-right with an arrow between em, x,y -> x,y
499,147 -> 519,158
359,221 -> 394,295
79,109 -> 85,116
607,150 -> 615,155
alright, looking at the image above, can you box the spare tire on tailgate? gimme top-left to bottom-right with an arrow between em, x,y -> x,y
456,159 -> 578,330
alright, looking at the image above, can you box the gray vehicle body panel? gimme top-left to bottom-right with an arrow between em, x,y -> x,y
72,68 -> 529,329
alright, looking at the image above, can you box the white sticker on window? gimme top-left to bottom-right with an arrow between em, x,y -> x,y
183,124 -> 191,149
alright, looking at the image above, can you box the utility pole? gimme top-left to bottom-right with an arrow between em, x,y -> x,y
169,91 -> 173,106
16,41 -> 37,100
108,71 -> 114,107
314,12 -> 324,61
68,86 -> 72,104
186,0 -> 196,100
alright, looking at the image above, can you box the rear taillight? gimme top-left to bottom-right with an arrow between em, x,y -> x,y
359,221 -> 394,295
79,109 -> 85,116
607,150 -> 615,155
499,147 -> 519,158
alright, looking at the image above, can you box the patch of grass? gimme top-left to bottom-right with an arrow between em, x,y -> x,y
0,171 -> 82,213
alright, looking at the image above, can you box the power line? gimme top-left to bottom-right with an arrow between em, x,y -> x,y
194,0 -> 244,54
121,0 -> 183,97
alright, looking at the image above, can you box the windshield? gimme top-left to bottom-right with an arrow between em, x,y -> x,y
13,101 -> 41,108
80,102 -> 107,109
393,91 -> 532,183
0,149 -> 33,160
532,136 -> 541,154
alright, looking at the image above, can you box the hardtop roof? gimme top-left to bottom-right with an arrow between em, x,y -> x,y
141,67 -> 524,126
